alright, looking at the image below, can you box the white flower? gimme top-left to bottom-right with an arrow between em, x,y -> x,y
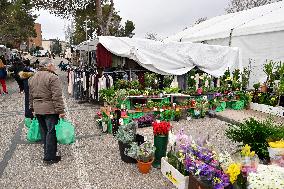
191,76 -> 195,79
247,165 -> 284,189
168,131 -> 176,146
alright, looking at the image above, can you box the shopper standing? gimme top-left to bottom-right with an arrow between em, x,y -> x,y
0,59 -> 8,94
9,58 -> 25,93
19,60 -> 34,118
29,61 -> 65,164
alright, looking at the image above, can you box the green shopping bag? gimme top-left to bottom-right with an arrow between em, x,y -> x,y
27,118 -> 42,142
55,119 -> 75,144
24,118 -> 32,128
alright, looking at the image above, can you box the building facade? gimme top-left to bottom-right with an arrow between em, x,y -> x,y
28,23 -> 42,50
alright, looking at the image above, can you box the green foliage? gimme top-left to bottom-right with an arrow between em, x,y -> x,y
187,69 -> 197,89
232,69 -> 241,81
164,87 -> 179,94
226,117 -> 284,160
241,67 -> 251,90
167,148 -> 189,176
125,141 -> 156,162
164,75 -> 174,88
115,122 -> 137,144
263,60 -> 276,88
145,73 -> 158,89
253,83 -> 260,91
99,87 -> 116,105
51,39 -> 62,55
174,110 -> 182,121
160,110 -> 175,121
0,0 -> 37,46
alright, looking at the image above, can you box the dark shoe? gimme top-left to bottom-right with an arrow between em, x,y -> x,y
43,156 -> 61,165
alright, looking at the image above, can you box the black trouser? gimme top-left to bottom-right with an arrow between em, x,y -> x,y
15,77 -> 24,92
36,114 -> 59,160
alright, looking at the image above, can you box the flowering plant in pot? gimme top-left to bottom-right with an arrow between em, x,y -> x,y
134,114 -> 155,128
152,121 -> 171,168
125,141 -> 156,174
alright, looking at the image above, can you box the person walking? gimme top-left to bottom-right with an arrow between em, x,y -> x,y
9,58 -> 25,93
29,61 -> 65,164
19,60 -> 34,119
0,59 -> 8,95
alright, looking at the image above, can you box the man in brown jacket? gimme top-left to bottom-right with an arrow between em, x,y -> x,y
29,61 -> 65,164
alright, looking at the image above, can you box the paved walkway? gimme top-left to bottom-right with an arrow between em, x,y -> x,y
2,58 -> 279,188
0,58 -> 174,189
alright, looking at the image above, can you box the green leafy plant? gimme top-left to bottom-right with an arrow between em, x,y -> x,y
226,117 -> 284,160
253,83 -> 260,91
130,80 -> 140,89
242,67 -> 251,90
115,122 -> 137,144
263,60 -> 276,88
99,87 -> 116,105
174,110 -> 182,121
125,141 -> 156,162
146,100 -> 155,109
164,87 -> 180,94
134,103 -> 142,109
128,89 -> 140,96
160,110 -> 175,121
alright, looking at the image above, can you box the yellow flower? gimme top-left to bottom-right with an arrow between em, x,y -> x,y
241,144 -> 255,157
226,163 -> 241,184
271,97 -> 276,101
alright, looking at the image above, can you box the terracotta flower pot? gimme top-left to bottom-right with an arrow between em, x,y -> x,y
137,159 -> 154,174
261,85 -> 267,93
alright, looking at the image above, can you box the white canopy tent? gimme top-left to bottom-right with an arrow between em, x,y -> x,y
165,1 -> 284,87
98,36 -> 241,77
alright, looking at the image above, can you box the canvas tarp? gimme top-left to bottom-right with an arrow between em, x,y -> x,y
98,36 -> 241,77
165,1 -> 284,87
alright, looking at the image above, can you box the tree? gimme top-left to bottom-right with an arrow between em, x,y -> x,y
145,32 -> 162,41
51,39 -> 62,55
32,0 -> 117,36
0,0 -> 37,47
121,20 -> 135,38
194,17 -> 207,25
70,4 -> 135,44
226,0 -> 281,13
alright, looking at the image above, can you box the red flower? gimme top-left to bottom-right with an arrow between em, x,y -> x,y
152,121 -> 171,136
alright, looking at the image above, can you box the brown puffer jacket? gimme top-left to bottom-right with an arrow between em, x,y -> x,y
28,68 -> 65,115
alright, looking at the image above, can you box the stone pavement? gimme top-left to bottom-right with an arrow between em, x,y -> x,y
2,57 -> 279,189
0,58 -> 174,189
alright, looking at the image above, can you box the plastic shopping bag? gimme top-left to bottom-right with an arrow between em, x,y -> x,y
55,119 -> 75,144
27,118 -> 42,142
24,118 -> 32,128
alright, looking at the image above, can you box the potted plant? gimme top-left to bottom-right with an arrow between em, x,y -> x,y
146,100 -> 155,111
125,141 -> 156,174
134,103 -> 142,111
115,122 -> 138,163
152,121 -> 171,168
162,101 -> 172,110
134,114 -> 155,128
174,110 -> 182,122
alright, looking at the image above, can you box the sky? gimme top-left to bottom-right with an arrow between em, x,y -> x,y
36,0 -> 230,41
